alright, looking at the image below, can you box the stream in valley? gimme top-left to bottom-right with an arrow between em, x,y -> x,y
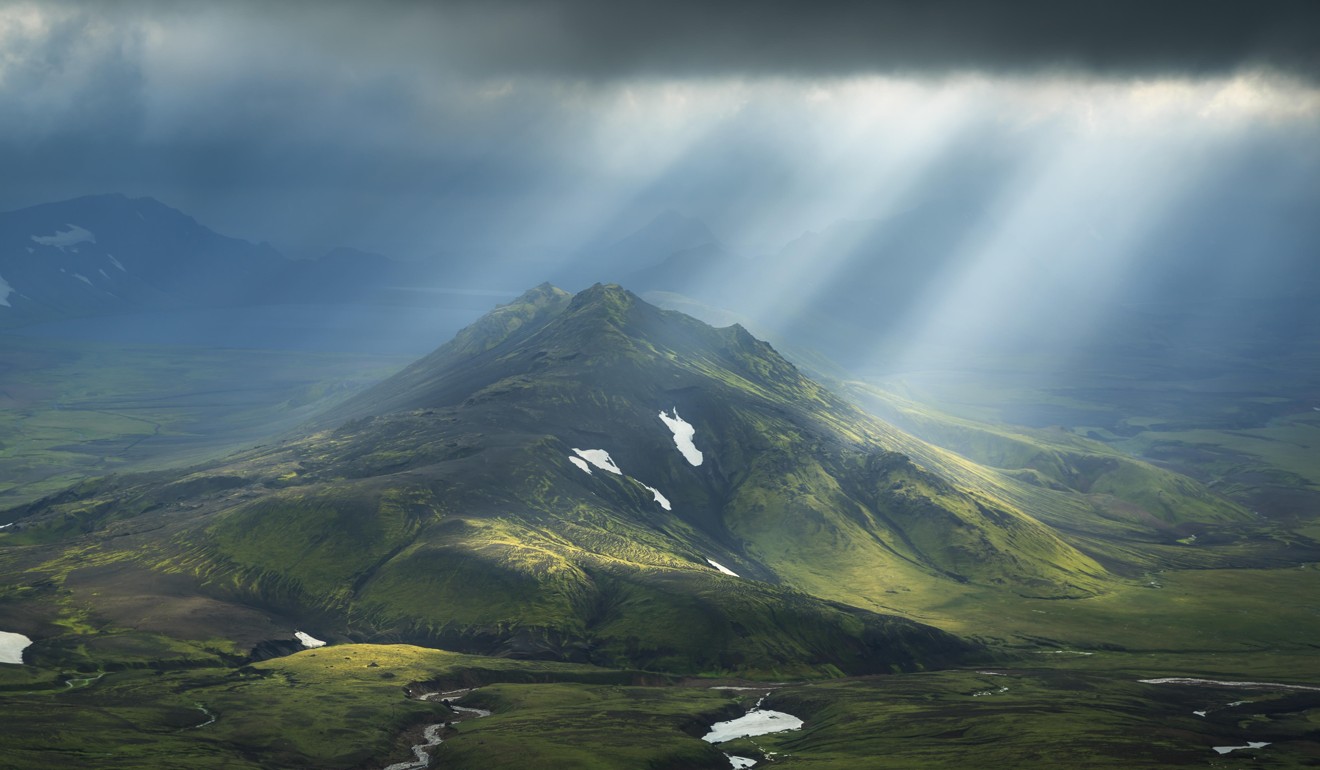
382,689 -> 491,770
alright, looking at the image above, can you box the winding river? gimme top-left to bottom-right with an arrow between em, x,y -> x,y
190,703 -> 217,729
382,686 -> 802,770
1138,676 -> 1312,757
1138,677 -> 1320,692
382,689 -> 490,770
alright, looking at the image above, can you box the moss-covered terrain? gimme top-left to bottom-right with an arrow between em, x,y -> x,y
2,284 -> 1317,768
0,334 -> 409,508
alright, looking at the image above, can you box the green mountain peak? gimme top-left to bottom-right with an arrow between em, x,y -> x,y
4,283 -> 1133,676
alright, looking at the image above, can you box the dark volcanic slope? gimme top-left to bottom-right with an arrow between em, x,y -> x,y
2,284 -> 1129,675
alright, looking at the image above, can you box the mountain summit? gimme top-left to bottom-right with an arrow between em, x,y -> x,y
333,282 -> 1106,593
4,284 -> 1118,674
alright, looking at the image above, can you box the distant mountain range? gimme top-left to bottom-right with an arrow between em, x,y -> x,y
0,195 -> 738,334
6,193 -> 1315,372
0,194 -> 449,328
0,193 -> 987,346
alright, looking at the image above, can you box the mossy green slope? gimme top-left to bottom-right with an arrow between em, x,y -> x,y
6,284 -> 1031,675
2,284 -> 1316,770
845,382 -> 1248,525
0,643 -> 732,770
322,282 -> 1106,595
6,284 -> 1250,676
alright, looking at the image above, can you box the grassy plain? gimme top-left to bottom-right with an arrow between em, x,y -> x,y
0,335 -> 409,508
2,546 -> 1316,769
857,342 -> 1320,520
0,644 -> 680,769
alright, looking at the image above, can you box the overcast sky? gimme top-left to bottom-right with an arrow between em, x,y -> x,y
2,0 -> 1318,263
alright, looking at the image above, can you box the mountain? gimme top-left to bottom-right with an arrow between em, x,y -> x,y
0,194 -> 451,328
326,283 -> 1110,594
1,284 -> 1252,680
0,194 -> 283,325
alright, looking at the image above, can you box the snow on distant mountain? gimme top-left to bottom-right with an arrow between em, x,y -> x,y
0,194 -> 442,328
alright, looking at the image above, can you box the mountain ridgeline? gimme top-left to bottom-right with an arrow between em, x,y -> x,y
5,283 -> 1248,676
0,194 -> 444,328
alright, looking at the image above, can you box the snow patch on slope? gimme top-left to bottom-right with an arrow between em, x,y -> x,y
569,449 -> 671,511
703,705 -> 802,742
572,448 -> 622,475
32,224 -> 95,249
658,408 -> 703,466
1214,742 -> 1270,755
294,631 -> 326,648
0,631 -> 33,664
640,483 -> 672,510
706,558 -> 739,577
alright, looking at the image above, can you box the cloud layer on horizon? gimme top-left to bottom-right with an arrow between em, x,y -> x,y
1,1 -> 1317,262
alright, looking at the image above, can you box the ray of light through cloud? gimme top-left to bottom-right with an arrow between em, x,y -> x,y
496,79 -> 751,270
822,72 -> 1320,376
723,77 -> 980,325
1,2 -> 1318,363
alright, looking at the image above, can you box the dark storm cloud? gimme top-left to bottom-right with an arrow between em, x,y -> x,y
419,0 -> 1320,81
1,0 -> 1318,260
17,0 -> 1320,82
